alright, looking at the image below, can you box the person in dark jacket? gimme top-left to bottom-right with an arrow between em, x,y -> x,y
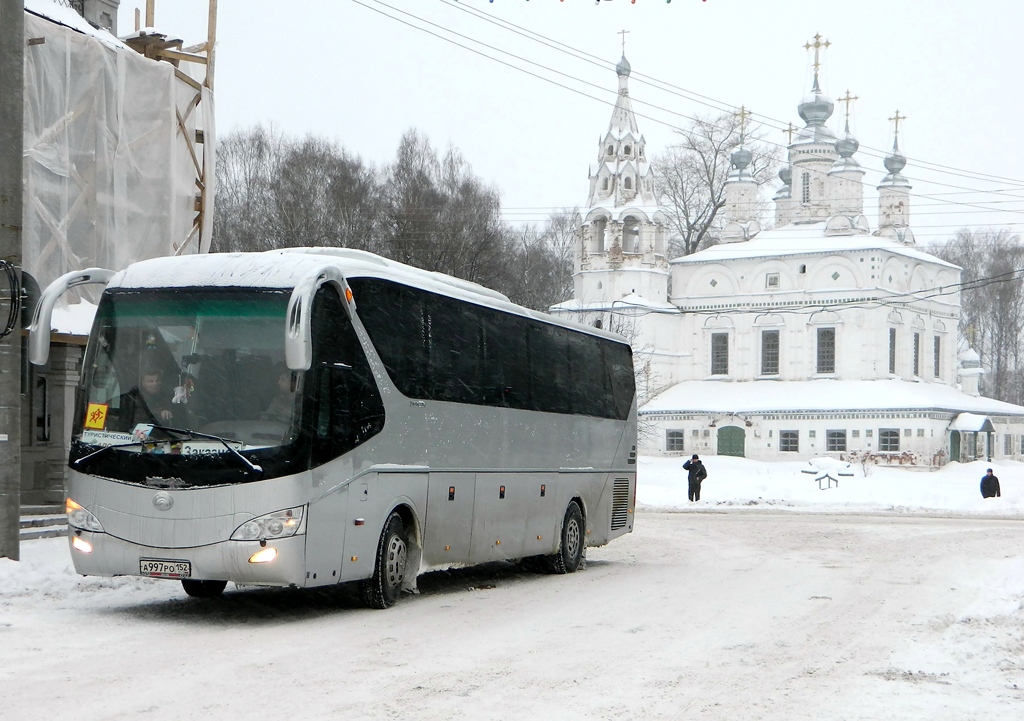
980,468 -> 1001,499
683,454 -> 708,502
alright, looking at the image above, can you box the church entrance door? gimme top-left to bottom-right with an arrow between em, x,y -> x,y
949,431 -> 961,463
718,426 -> 745,457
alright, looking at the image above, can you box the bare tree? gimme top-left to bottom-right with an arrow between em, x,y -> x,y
380,130 -> 509,288
212,124 -> 283,252
935,229 -> 1024,404
653,112 -> 777,257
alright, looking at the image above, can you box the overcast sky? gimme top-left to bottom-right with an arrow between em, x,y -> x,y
119,0 -> 1024,244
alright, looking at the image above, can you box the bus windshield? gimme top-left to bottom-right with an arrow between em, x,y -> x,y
71,288 -> 301,485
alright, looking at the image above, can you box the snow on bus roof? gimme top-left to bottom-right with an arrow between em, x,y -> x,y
106,250 -> 632,345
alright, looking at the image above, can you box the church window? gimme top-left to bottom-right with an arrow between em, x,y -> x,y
594,219 -> 607,252
766,273 -> 780,289
827,430 -> 846,452
780,430 -> 799,452
918,429 -> 925,437
816,328 -> 835,374
623,217 -> 640,252
624,177 -> 633,190
624,145 -> 632,155
597,281 -> 602,289
933,336 -> 941,377
888,328 -> 896,374
913,332 -> 921,376
711,333 -> 729,375
607,144 -> 614,156
801,173 -> 810,203
1005,435 -> 1012,455
666,430 -> 685,452
852,430 -> 860,438
692,429 -> 699,437
602,177 -> 609,191
799,265 -> 806,274
761,330 -> 780,375
878,428 -> 899,452
903,428 -> 912,437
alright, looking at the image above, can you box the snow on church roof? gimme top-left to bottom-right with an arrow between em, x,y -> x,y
641,378 -> 1024,418
669,222 -> 959,269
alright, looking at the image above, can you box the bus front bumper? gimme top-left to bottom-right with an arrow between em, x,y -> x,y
67,531 -> 308,587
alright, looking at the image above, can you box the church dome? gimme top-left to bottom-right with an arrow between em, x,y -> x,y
616,54 -> 631,78
731,145 -> 753,171
836,131 -> 859,158
778,165 -> 792,186
884,147 -> 907,175
798,88 -> 834,126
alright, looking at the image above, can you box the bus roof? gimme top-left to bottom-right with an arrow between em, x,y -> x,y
106,249 -> 631,345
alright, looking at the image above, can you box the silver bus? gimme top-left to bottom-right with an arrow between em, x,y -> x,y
30,248 -> 637,607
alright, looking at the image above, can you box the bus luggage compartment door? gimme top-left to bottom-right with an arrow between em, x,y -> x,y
423,472 -> 476,566
470,473 -> 527,563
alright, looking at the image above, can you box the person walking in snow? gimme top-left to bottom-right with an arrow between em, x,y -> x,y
980,468 -> 1001,499
683,454 -> 707,502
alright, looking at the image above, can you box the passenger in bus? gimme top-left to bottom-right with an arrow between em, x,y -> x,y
117,369 -> 175,429
260,367 -> 296,424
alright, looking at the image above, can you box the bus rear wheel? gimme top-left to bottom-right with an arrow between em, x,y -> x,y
361,511 -> 408,609
181,579 -> 227,598
546,501 -> 584,575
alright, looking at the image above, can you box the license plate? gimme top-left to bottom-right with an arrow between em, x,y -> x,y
140,558 -> 192,578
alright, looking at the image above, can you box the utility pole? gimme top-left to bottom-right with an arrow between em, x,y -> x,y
0,0 -> 25,561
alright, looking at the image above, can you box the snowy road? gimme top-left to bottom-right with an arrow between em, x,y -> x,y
3,511 -> 1023,719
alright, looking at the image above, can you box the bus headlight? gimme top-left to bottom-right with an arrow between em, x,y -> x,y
231,506 -> 305,541
66,498 -> 104,533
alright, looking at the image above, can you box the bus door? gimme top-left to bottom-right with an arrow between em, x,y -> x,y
423,472 -> 476,565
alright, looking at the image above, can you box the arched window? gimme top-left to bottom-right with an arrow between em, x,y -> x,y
606,144 -> 614,156
624,177 -> 633,190
624,145 -> 632,155
594,219 -> 607,253
597,281 -> 603,290
602,177 -> 609,191
623,216 -> 641,253
801,173 -> 811,204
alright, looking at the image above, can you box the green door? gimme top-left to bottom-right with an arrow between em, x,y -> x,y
718,426 -> 745,457
949,431 -> 960,463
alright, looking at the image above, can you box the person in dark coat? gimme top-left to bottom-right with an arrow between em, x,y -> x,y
683,454 -> 707,502
980,468 -> 1001,499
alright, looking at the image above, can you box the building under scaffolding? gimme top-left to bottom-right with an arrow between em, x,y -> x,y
18,0 -> 216,504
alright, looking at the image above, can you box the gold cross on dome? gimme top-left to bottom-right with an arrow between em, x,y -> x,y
784,122 -> 796,145
889,109 -> 907,141
735,105 -> 752,141
803,33 -> 831,74
618,29 -> 630,53
838,90 -> 859,123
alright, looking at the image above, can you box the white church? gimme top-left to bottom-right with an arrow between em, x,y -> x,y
551,41 -> 1024,466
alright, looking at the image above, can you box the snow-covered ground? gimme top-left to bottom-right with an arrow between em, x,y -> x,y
638,455 -> 1024,516
2,457 -> 1022,719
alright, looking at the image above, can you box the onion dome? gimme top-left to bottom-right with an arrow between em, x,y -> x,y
731,145 -> 753,172
884,145 -> 907,175
778,164 -> 792,186
616,54 -> 631,78
878,138 -> 910,188
798,76 -> 834,127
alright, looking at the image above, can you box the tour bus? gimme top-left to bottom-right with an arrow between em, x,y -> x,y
29,248 -> 637,607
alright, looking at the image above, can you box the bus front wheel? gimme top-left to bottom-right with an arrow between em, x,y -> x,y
181,579 -> 227,598
361,511 -> 408,609
547,501 -> 584,574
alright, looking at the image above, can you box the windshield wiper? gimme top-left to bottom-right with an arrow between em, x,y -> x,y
72,441 -> 147,470
148,424 -> 264,478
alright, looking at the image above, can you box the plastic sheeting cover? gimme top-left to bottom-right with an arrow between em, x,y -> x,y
22,9 -> 213,301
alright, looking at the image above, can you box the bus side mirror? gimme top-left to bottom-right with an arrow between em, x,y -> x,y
28,268 -> 116,366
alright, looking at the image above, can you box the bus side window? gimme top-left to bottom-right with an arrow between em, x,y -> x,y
310,286 -> 386,466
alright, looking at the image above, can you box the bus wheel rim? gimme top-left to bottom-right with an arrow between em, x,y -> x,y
386,536 -> 407,588
566,518 -> 580,559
